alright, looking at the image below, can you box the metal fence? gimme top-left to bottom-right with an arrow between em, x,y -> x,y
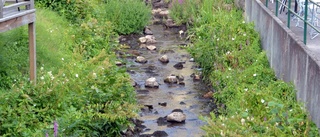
265,0 -> 320,44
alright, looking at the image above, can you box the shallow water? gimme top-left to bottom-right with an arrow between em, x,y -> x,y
122,24 -> 212,137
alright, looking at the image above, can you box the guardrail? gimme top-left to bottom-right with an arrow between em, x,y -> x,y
0,0 -> 34,18
265,0 -> 320,44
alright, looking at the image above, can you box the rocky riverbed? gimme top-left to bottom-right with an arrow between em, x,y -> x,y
117,0 -> 216,136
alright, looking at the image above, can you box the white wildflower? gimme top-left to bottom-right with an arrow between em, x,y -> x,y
241,118 -> 245,125
217,38 -> 219,41
40,67 -> 44,71
179,30 -> 184,35
40,76 -> 44,80
91,85 -> 95,89
61,58 -> 64,61
220,130 -> 225,136
253,73 -> 257,77
242,21 -> 245,24
222,123 -> 225,126
261,99 -> 265,103
276,122 -> 279,126
48,71 -> 52,76
243,33 -> 246,36
245,108 -> 248,112
232,37 -> 235,41
75,74 -> 78,78
228,68 -> 231,71
93,73 -> 97,78
62,73 -> 65,77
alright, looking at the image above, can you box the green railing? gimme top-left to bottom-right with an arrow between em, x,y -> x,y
265,0 -> 320,44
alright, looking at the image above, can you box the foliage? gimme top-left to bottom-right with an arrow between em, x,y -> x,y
0,51 -> 138,136
186,0 -> 319,136
36,0 -> 92,23
168,0 -> 201,25
103,0 -> 151,34
0,0 -> 146,135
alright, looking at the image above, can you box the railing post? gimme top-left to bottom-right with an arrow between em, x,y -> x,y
266,0 -> 269,7
276,0 -> 279,16
0,1 -> 3,18
287,0 -> 291,28
304,0 -> 308,44
29,22 -> 36,84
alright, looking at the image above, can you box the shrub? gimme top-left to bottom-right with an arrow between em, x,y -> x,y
187,0 -> 319,136
0,51 -> 138,136
104,0 -> 151,34
169,0 -> 201,25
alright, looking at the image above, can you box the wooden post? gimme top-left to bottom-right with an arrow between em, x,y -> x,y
28,22 -> 36,84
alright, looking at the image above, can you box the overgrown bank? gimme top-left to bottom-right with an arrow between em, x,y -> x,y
170,0 -> 319,136
0,0 -> 150,136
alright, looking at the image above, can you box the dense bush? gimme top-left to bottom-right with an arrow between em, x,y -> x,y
0,50 -> 138,136
169,0 -> 201,25
179,0 -> 319,136
104,0 -> 151,34
0,0 -> 150,135
36,0 -> 92,23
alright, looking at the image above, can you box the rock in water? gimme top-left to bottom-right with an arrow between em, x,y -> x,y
159,55 -> 169,63
139,37 -> 147,43
164,75 -> 178,83
135,56 -> 147,64
144,27 -> 153,35
167,112 -> 186,123
147,45 -> 157,51
145,35 -> 157,44
145,77 -> 159,88
173,62 -> 183,69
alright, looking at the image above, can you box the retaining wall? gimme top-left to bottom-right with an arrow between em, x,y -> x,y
245,0 -> 320,129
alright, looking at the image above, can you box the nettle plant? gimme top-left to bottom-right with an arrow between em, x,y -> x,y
187,0 -> 319,136
0,51 -> 138,136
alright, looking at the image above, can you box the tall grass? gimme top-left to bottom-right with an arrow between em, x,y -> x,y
179,0 -> 320,136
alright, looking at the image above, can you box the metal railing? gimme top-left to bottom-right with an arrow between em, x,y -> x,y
265,0 -> 320,44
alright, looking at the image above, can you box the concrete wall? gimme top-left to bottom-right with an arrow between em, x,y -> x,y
245,0 -> 320,129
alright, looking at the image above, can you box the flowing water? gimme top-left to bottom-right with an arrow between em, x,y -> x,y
120,24 -> 213,137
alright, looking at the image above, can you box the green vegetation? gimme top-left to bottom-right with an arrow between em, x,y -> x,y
0,0 -> 150,136
169,0 -> 319,136
104,0 -> 151,34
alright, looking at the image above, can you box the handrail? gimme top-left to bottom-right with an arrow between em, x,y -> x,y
0,0 -> 34,19
265,0 -> 320,44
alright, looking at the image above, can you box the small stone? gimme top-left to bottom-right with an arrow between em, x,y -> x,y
128,50 -> 141,56
164,75 -> 178,83
167,112 -> 186,123
139,37 -> 147,43
144,27 -> 153,35
158,102 -> 167,107
193,74 -> 201,81
180,101 -> 186,105
173,62 -> 184,69
145,77 -> 159,88
152,131 -> 168,137
178,81 -> 185,86
203,91 -> 213,98
136,89 -> 149,94
157,117 -> 168,126
147,45 -> 157,51
176,74 -> 184,81
115,61 -> 122,66
135,56 -> 147,64
159,55 -> 169,63
189,58 -> 195,62
159,10 -> 169,16
145,35 -> 157,44
144,105 -> 153,110
131,80 -> 137,87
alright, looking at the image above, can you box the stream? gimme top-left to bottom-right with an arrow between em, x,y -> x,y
118,1 -> 214,136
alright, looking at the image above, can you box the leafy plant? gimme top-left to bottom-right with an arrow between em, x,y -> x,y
103,0 -> 151,34
186,0 -> 319,136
